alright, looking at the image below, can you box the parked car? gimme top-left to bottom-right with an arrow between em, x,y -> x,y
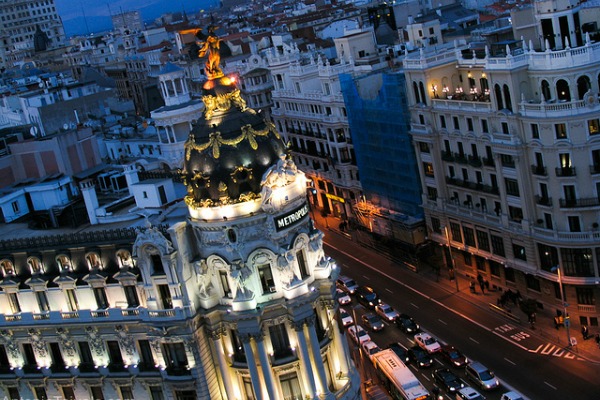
336,275 -> 358,294
440,345 -> 468,368
433,367 -> 466,393
336,289 -> 352,305
361,313 -> 385,331
414,332 -> 442,354
396,313 -> 420,334
387,342 -> 410,364
456,386 -> 486,400
500,391 -> 525,400
347,325 -> 371,345
407,345 -> 433,368
375,302 -> 399,322
356,286 -> 381,309
361,340 -> 382,361
465,362 -> 499,391
339,308 -> 354,327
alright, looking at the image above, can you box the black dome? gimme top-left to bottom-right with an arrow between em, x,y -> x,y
181,77 -> 286,208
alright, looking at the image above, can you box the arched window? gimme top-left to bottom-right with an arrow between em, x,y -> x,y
494,84 -> 504,110
413,81 -> 421,104
541,80 -> 551,101
556,79 -> 571,101
503,84 -> 512,112
116,249 -> 133,269
0,259 -> 15,276
577,76 -> 591,100
27,257 -> 43,275
56,255 -> 72,272
419,81 -> 427,106
86,253 -> 102,270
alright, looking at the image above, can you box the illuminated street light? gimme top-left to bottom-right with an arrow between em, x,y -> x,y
551,265 -> 572,346
441,225 -> 460,292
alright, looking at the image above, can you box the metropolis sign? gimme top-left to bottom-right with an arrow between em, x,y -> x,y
275,203 -> 309,231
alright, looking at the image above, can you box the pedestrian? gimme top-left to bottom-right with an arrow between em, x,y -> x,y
469,279 -> 477,293
479,280 -> 485,293
484,279 -> 490,291
595,333 -> 600,348
582,325 -> 589,340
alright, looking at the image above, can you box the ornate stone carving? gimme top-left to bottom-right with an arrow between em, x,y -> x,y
56,327 -> 76,359
231,260 -> 253,299
27,329 -> 48,362
260,156 -> 300,213
133,223 -> 174,257
115,325 -> 135,357
84,326 -> 105,358
277,249 -> 296,287
195,259 -> 213,298
0,330 -> 20,363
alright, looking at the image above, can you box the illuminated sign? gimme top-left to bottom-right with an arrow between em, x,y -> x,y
325,193 -> 345,203
275,204 -> 309,231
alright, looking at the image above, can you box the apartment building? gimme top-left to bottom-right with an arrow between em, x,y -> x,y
406,0 -> 600,326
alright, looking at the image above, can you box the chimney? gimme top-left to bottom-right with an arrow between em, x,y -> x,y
80,179 -> 99,225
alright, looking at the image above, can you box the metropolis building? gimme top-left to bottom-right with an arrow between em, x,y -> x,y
0,35 -> 358,399
407,0 -> 600,326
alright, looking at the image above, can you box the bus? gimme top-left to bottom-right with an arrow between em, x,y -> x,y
371,349 -> 430,400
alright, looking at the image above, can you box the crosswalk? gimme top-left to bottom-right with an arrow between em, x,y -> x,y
494,324 -> 583,360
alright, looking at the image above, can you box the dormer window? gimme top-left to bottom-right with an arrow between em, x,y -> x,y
116,250 -> 133,269
27,257 -> 43,275
56,255 -> 72,272
1,260 -> 15,276
85,253 -> 102,270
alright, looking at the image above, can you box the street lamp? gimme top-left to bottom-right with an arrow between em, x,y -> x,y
441,225 -> 460,292
551,265 -> 572,346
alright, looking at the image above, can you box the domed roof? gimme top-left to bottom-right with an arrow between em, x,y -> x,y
181,76 -> 287,208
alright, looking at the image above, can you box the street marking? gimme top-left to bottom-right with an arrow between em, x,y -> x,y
469,337 -> 480,344
495,324 -> 516,333
410,302 -> 419,309
510,332 -> 530,341
564,352 -> 576,359
385,288 -> 393,294
438,319 -> 447,325
362,275 -> 370,280
540,344 -> 555,355
544,381 -> 557,390
504,357 -> 516,366
552,348 -> 565,357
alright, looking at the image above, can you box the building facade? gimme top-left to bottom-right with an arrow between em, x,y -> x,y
406,0 -> 600,326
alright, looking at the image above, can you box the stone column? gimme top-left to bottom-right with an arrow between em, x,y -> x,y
255,335 -> 278,400
293,321 -> 316,397
241,334 -> 263,399
330,316 -> 349,376
306,316 -> 330,395
211,330 -> 235,399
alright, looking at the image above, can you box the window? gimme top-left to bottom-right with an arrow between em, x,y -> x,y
463,252 -> 472,265
544,213 -> 553,230
431,217 -> 441,233
90,387 -> 105,400
576,288 -> 595,305
505,267 -> 515,282
481,119 -> 489,133
11,201 -> 19,213
568,216 -> 581,232
419,142 -> 430,153
8,293 -> 20,314
513,244 -> 527,261
476,230 -> 490,251
453,116 -> 460,130
162,342 -> 188,371
150,254 -> 165,275
34,387 -> 48,400
427,186 -> 438,200
508,206 -> 523,222
555,123 -> 567,139
107,341 -> 124,368
257,264 -> 275,293
269,324 -> 292,359
467,118 -> 473,131
150,386 -> 165,400
538,243 -> 558,271
119,386 -> 134,400
158,284 -> 173,309
490,234 -> 505,257
280,372 -> 302,399
124,285 -> 140,307
62,386 -> 75,400
35,291 -> 50,312
561,248 -> 594,276
440,115 -> 446,129
505,178 -> 520,197
66,289 -> 79,311
86,253 -> 101,270
531,123 -> 540,139
78,341 -> 94,368
93,287 -> 109,309
463,227 -> 475,247
525,274 -> 541,292
500,154 -> 514,167
588,119 -> 600,135
423,162 -> 434,177
138,340 -> 155,371
219,270 -> 231,297
501,122 -> 509,134
28,257 -> 43,274
296,249 -> 309,279
449,222 -> 462,243
243,376 -> 256,400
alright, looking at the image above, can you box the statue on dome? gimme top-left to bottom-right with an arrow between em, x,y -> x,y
196,25 -> 223,79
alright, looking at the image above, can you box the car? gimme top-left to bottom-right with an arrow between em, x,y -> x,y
440,345 -> 468,368
387,342 -> 410,364
432,367 -> 466,393
347,325 -> 371,345
414,332 -> 442,354
361,313 -> 385,331
336,275 -> 359,294
355,285 -> 381,309
336,289 -> 352,305
339,308 -> 354,327
456,386 -> 486,400
375,302 -> 399,322
465,362 -> 499,391
407,345 -> 433,368
396,313 -> 420,334
500,391 -> 525,400
361,340 -> 382,361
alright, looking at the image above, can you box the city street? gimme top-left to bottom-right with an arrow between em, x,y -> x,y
322,223 -> 600,400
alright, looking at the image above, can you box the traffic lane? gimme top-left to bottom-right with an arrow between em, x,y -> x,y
329,245 -> 597,399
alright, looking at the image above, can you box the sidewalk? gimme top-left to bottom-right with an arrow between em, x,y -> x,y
312,212 -> 600,364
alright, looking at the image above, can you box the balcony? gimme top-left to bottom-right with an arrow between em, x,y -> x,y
555,166 -> 576,177
482,157 -> 495,167
107,363 -> 129,374
590,165 -> 600,175
559,197 -> 600,208
535,196 -> 553,206
501,158 -> 515,168
445,177 -> 499,195
77,362 -> 98,373
454,153 -> 468,164
468,155 -> 482,167
441,151 -> 454,162
531,165 -> 547,176
165,365 -> 191,377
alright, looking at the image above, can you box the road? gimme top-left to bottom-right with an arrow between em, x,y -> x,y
325,236 -> 600,400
